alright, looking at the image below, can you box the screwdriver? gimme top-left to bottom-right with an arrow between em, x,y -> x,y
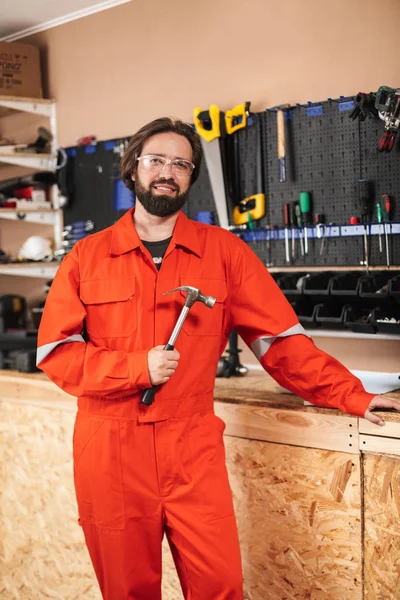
283,203 -> 290,263
289,202 -> 297,259
359,179 -> 372,273
315,213 -> 326,255
294,202 -> 304,256
299,192 -> 311,254
381,193 -> 391,267
376,201 -> 383,254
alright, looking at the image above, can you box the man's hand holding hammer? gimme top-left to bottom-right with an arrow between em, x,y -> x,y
141,285 -> 216,406
148,346 -> 180,386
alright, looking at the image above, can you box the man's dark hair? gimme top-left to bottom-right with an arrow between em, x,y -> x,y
120,117 -> 203,192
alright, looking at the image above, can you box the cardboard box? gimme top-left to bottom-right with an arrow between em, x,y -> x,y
0,41 -> 42,99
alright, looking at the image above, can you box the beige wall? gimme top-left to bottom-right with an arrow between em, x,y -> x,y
22,0 -> 400,147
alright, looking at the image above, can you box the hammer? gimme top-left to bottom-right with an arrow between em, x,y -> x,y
141,285 -> 216,406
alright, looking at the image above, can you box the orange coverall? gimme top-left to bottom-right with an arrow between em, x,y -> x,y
37,208 -> 374,600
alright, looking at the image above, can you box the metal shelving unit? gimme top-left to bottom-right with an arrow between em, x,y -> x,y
0,262 -> 58,278
0,95 -> 62,278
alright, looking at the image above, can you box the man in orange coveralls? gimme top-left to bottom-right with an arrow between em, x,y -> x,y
37,117 -> 400,600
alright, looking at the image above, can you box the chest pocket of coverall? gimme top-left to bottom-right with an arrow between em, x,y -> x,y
80,278 -> 137,338
179,277 -> 227,336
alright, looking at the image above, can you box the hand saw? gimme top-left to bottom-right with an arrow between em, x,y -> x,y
193,104 -> 230,229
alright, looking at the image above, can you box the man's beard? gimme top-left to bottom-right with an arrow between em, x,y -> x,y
135,175 -> 189,217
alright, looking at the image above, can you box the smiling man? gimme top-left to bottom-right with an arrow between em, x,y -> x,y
37,117 -> 400,600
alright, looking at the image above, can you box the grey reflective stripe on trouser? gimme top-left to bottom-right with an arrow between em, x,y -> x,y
251,323 -> 309,361
36,334 -> 85,366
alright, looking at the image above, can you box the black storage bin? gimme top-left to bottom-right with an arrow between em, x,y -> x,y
343,306 -> 376,334
373,307 -> 400,335
31,307 -> 44,329
315,303 -> 349,330
330,272 -> 364,298
291,300 -> 319,328
273,273 -> 309,298
359,271 -> 400,301
389,275 -> 400,305
303,272 -> 334,299
0,294 -> 27,333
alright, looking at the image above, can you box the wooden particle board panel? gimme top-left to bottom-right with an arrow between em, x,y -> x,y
363,453 -> 400,600
225,436 -> 362,600
215,401 -> 358,454
0,401 -> 100,600
0,400 -> 181,600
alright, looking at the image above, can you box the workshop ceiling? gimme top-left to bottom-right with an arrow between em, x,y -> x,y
0,0 -> 132,41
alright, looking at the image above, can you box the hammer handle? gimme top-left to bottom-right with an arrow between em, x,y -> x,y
140,343 -> 175,406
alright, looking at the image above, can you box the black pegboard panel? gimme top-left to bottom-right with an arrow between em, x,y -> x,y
63,136 -> 135,232
261,101 -> 366,268
61,98 -> 400,269
360,115 -> 400,266
222,99 -> 400,268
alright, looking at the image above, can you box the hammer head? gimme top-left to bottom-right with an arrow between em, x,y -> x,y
164,285 -> 216,309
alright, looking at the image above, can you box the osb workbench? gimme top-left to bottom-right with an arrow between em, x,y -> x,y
1,370 -> 399,599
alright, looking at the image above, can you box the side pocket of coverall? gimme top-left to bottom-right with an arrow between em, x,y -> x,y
73,413 -> 125,530
189,412 -> 234,523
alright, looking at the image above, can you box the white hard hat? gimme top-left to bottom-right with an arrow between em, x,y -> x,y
18,236 -> 53,262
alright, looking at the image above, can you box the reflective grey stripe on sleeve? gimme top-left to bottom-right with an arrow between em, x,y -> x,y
251,323 -> 309,361
36,334 -> 85,366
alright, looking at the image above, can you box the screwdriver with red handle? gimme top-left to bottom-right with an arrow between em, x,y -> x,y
381,193 -> 392,267
283,203 -> 290,263
289,202 -> 297,259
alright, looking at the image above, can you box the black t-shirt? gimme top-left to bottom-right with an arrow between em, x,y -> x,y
141,237 -> 172,270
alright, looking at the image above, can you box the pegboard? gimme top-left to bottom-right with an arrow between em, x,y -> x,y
63,137 -> 132,233
188,97 -> 400,268
60,95 -> 400,269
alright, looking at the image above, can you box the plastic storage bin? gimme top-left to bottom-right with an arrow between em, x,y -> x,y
291,300 -> 319,328
343,306 -> 376,334
330,272 -> 364,299
273,273 -> 309,298
372,307 -> 400,335
315,303 -> 349,330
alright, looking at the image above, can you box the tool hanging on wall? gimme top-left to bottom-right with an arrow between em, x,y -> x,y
359,179 -> 373,272
349,92 -> 377,122
193,104 -> 230,229
315,213 -> 326,256
225,102 -> 250,135
283,203 -> 290,263
231,112 -> 265,226
299,191 -> 311,255
380,193 -> 392,267
224,101 -> 250,215
375,86 -> 400,153
289,202 -> 296,260
276,104 -> 290,183
294,202 -> 304,257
